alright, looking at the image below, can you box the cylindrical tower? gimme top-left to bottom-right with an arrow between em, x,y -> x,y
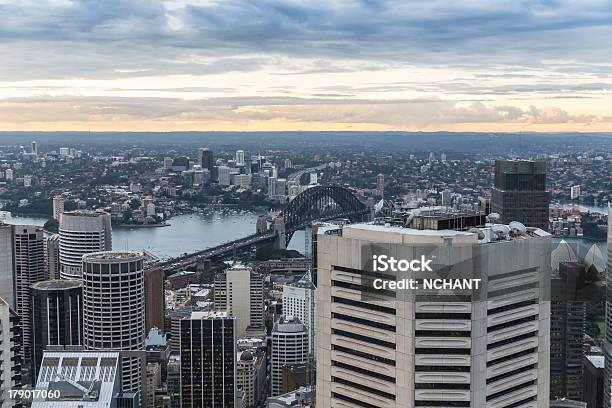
59,210 -> 112,280
30,279 -> 82,383
82,251 -> 145,394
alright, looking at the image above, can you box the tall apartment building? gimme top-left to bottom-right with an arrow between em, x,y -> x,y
45,234 -> 60,280
82,251 -> 145,396
236,150 -> 245,166
491,160 -> 550,231
605,206 -> 612,408
0,297 -> 22,408
30,279 -> 83,383
13,225 -> 45,378
550,261 -> 586,400
271,315 -> 309,397
180,311 -> 236,408
283,271 -> 316,357
376,173 -> 384,197
214,264 -> 264,338
316,220 -> 551,408
52,196 -> 64,221
59,210 -> 112,279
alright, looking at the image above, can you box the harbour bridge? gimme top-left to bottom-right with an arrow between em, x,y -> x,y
158,185 -> 369,273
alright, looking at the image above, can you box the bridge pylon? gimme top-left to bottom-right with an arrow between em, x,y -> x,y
273,217 -> 286,250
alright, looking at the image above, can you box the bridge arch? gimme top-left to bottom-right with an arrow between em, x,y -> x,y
281,185 -> 369,245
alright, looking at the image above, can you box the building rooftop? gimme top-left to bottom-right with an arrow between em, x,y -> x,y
82,251 -> 143,262
31,351 -> 120,408
31,279 -> 82,291
267,386 -> 314,407
586,354 -> 604,369
273,315 -> 306,333
190,310 -> 229,320
343,221 -> 550,245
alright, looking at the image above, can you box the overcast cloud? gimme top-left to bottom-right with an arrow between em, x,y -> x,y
1,0 -> 612,130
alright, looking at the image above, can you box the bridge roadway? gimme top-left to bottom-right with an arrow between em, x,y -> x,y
157,184 -> 370,273
287,164 -> 327,183
157,231 -> 276,273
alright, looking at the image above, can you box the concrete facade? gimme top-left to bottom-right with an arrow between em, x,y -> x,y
316,222 -> 551,408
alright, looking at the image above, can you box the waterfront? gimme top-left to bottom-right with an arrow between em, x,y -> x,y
2,211 -> 306,259
0,210 -> 601,261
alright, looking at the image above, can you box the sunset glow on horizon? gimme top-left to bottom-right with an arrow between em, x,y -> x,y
2,0 -> 612,132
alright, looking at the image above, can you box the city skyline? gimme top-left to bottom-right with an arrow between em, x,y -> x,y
0,139 -> 609,406
1,1 -> 612,132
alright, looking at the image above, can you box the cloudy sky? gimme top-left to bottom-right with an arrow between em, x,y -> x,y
2,0 -> 612,131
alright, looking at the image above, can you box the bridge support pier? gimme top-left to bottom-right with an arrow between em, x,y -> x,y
273,217 -> 286,250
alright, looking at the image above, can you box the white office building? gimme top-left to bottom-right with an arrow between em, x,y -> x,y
316,220 -> 551,408
283,271 -> 316,356
271,315 -> 309,397
59,211 -> 112,280
214,264 -> 264,338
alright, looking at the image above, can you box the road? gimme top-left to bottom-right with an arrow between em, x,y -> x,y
287,164 -> 327,184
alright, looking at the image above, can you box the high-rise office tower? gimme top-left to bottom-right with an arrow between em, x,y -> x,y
59,210 -> 112,279
283,271 -> 316,357
491,159 -> 550,231
144,267 -> 165,333
584,355 -> 604,408
214,264 -> 264,338
316,218 -> 551,407
0,296 -> 22,408
271,316 -> 309,397
198,147 -> 214,173
311,221 -> 344,284
236,150 -> 245,166
45,234 -> 60,280
51,196 -> 64,221
180,311 -> 236,408
268,176 -> 277,197
14,225 -> 45,377
276,178 -> 287,197
82,251 -> 145,395
218,165 -> 231,186
236,348 -> 267,408
167,354 -> 181,408
605,206 -> 612,408
30,279 -> 83,383
0,223 -> 15,308
550,261 -> 586,401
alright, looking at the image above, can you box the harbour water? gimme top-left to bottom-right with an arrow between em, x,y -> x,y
2,211 -> 306,259
1,210 -> 602,261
